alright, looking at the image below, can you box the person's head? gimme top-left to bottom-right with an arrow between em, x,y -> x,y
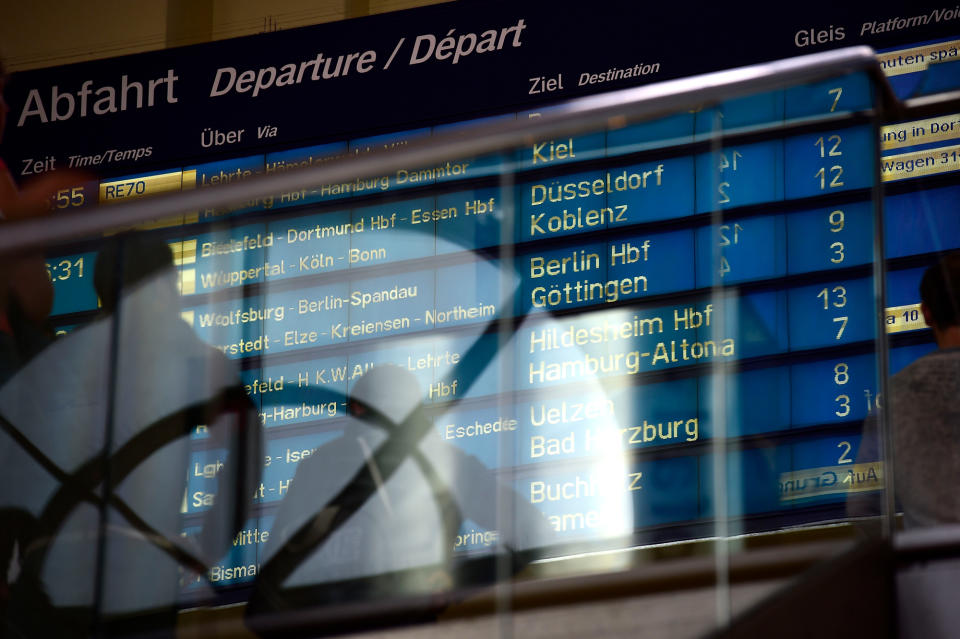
94,235 -> 175,312
920,253 -> 960,346
348,364 -> 423,429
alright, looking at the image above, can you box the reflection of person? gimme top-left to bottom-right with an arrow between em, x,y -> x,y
0,235 -> 260,637
885,254 -> 960,528
253,364 -> 551,612
861,254 -> 960,639
850,253 -> 960,529
0,58 -> 89,380
0,58 -> 94,637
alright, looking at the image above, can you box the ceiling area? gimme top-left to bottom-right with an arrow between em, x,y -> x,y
0,0 -> 451,71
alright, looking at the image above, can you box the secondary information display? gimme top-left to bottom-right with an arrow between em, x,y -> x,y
6,1 -> 960,593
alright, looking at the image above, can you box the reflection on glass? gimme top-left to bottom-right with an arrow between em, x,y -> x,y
0,236 -> 260,636
8,61 -> 949,638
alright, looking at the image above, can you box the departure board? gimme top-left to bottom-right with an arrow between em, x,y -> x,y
4,0 -> 960,598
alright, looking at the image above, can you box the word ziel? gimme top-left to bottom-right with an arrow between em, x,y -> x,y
528,73 -> 564,95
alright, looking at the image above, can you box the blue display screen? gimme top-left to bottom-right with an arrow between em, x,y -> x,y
41,59 -> 959,581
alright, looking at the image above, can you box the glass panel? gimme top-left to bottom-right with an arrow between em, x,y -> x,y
0,63 -> 909,638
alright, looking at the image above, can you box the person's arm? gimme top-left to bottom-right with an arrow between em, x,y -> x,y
7,255 -> 53,324
194,387 -> 263,562
443,446 -> 555,551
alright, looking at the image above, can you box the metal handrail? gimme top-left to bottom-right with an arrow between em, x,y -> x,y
0,45 -> 913,256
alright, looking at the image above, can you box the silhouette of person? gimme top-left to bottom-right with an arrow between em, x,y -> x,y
884,253 -> 960,528
250,364 -> 551,621
0,57 -> 89,382
850,254 -> 960,639
850,252 -> 960,530
0,234 -> 260,637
